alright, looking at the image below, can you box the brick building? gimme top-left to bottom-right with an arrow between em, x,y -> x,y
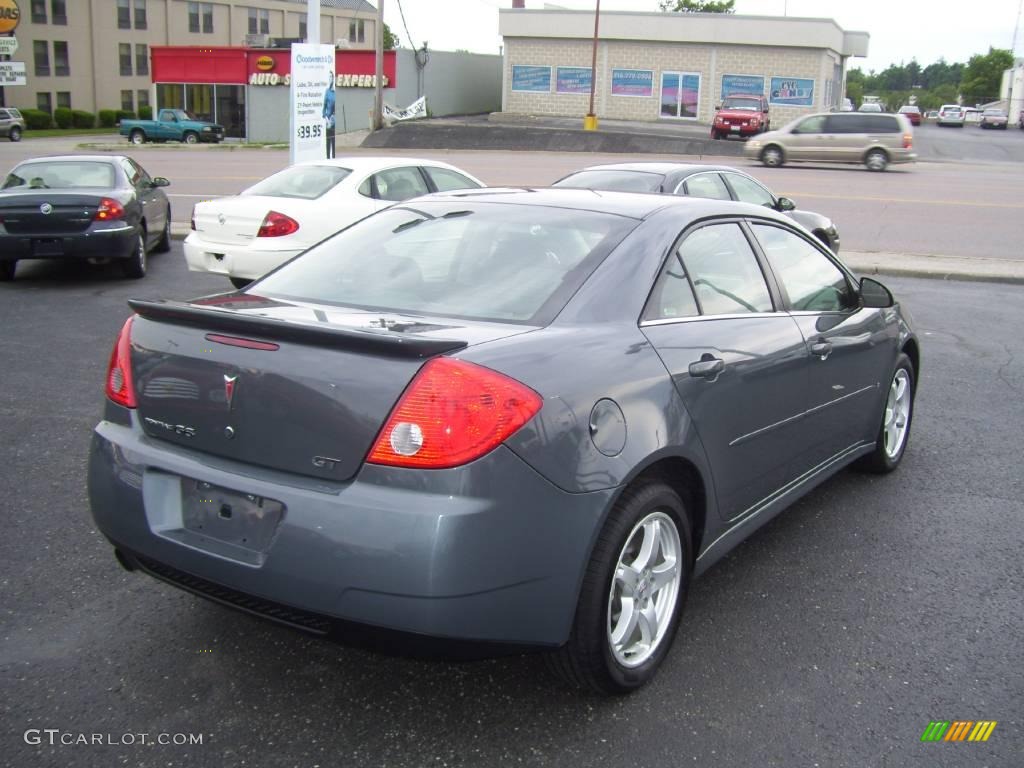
498,8 -> 869,127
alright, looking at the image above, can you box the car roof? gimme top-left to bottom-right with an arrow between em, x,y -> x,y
410,186 -> 778,222
294,156 -> 471,174
566,162 -> 751,177
13,154 -> 123,164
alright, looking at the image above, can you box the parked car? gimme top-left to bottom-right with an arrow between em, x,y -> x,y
0,107 -> 25,142
925,110 -> 939,120
858,102 -> 883,113
841,98 -> 855,112
185,157 -> 484,288
0,155 -> 171,280
979,108 -> 1008,129
937,104 -> 965,127
1020,110 -> 1024,130
711,94 -> 770,139
963,107 -> 982,124
552,162 -> 840,253
898,105 -> 922,126
744,111 -> 916,171
120,109 -> 225,144
89,187 -> 919,693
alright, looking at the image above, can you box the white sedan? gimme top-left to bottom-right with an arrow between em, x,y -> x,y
184,157 -> 484,287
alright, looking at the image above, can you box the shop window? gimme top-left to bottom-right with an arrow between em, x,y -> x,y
56,91 -> 71,109
349,19 -> 365,44
134,0 -> 147,30
121,90 -> 134,113
186,84 -> 214,122
117,0 -> 130,29
34,41 -> 50,77
37,92 -> 52,114
138,90 -> 150,109
119,43 -> 132,76
54,41 -> 69,76
31,0 -> 47,23
157,84 -> 185,111
136,44 -> 148,76
51,0 -> 67,25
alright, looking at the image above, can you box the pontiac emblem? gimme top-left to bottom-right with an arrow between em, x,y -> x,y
218,213 -> 226,225
223,374 -> 238,410
40,203 -> 53,215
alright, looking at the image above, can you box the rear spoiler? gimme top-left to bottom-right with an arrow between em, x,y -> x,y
128,299 -> 469,359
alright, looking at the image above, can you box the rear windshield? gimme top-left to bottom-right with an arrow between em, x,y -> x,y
243,165 -> 351,200
254,201 -> 637,324
554,170 -> 664,193
721,97 -> 762,110
3,161 -> 115,189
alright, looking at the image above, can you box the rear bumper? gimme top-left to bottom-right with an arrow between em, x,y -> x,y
184,233 -> 304,280
87,409 -> 611,648
0,225 -> 137,261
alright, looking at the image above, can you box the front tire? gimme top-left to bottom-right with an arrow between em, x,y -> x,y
229,277 -> 252,290
855,353 -> 915,474
547,482 -> 692,694
129,129 -> 145,145
183,132 -> 198,145
122,231 -> 147,279
865,149 -> 889,172
9,126 -> 21,142
760,145 -> 784,167
0,260 -> 16,280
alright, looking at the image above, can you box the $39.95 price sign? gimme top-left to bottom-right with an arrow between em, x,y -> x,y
297,124 -> 323,139
289,43 -> 335,164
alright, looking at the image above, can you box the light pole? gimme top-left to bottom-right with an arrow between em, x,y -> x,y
373,0 -> 384,130
584,0 -> 600,131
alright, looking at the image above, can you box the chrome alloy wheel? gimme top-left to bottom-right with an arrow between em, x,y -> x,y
883,368 -> 912,459
607,511 -> 682,668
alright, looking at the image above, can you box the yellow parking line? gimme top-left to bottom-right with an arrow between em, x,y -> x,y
779,192 -> 1024,209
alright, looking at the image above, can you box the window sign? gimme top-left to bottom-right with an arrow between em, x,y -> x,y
556,66 -> 592,95
721,74 -> 765,98
769,77 -> 815,107
511,65 -> 551,93
289,43 -> 335,164
611,69 -> 654,97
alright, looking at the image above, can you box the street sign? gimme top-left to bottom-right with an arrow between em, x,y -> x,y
0,36 -> 18,56
0,60 -> 26,85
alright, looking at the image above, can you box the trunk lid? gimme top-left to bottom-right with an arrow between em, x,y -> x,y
127,295 -> 535,481
0,192 -> 102,235
192,195 -> 314,247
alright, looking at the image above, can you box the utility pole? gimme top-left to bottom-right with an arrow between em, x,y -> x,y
373,0 -> 384,130
584,0 -> 600,130
306,0 -> 320,43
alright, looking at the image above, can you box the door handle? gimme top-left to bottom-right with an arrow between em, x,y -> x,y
810,340 -> 832,359
688,356 -> 725,379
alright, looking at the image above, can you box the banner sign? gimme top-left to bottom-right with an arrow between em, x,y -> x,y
611,69 -> 653,97
511,65 -> 551,93
289,44 -> 335,164
0,36 -> 18,56
0,61 -> 26,86
770,76 -> 815,107
722,74 -> 765,97
383,96 -> 427,122
556,66 -> 592,94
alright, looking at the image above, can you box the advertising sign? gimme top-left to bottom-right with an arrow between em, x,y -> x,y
0,61 -> 26,86
0,0 -> 20,35
511,65 -> 551,93
556,67 -> 592,95
611,69 -> 653,98
383,96 -> 426,122
0,36 -> 18,56
721,74 -> 765,98
770,77 -> 815,107
289,43 -> 335,164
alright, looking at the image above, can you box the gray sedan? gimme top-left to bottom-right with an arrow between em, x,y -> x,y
88,189 -> 918,694
553,162 -> 841,253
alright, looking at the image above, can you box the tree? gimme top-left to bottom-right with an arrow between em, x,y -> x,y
383,22 -> 398,50
658,0 -> 735,12
959,47 -> 1013,105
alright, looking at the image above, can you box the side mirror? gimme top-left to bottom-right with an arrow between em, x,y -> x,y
776,196 -> 796,211
714,104 -> 721,111
860,277 -> 894,308
151,177 -> 170,188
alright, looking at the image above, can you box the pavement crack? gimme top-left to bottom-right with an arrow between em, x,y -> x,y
996,342 -> 1019,393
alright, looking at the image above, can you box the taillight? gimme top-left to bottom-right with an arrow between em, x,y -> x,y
95,198 -> 125,221
367,358 -> 542,469
903,133 -> 913,149
105,316 -> 137,408
257,210 -> 300,238
190,206 -> 196,230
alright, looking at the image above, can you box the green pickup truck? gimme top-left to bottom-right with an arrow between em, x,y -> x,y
120,109 -> 225,144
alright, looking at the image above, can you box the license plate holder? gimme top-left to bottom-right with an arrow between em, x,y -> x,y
32,238 -> 64,257
730,125 -> 741,132
180,478 -> 284,555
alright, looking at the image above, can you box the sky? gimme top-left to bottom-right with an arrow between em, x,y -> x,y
378,0 -> 1024,73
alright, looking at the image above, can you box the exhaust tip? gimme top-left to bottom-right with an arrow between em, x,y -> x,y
114,548 -> 136,572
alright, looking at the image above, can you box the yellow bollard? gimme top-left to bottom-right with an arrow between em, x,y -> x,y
583,114 -> 599,131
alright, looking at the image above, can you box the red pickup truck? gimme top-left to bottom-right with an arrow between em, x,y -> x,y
711,95 -> 770,140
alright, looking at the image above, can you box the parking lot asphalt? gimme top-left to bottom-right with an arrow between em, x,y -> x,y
0,248 -> 1021,767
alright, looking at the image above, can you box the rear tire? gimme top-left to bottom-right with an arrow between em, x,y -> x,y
229,277 -> 252,290
855,353 -> 915,474
154,207 -> 172,253
130,129 -> 145,145
760,145 -> 784,167
546,481 -> 692,694
122,230 -> 147,279
0,260 -> 16,281
9,126 -> 21,142
183,132 -> 198,145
